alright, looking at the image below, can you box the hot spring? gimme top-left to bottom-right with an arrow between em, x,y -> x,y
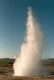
13,7 -> 44,77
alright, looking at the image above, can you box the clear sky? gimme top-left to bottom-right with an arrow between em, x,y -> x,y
0,0 -> 54,59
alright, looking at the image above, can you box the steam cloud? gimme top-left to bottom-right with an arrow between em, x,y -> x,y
13,7 -> 44,76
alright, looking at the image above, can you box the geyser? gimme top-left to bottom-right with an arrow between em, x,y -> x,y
13,7 -> 44,76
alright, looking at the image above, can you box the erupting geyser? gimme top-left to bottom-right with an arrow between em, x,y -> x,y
13,7 -> 44,76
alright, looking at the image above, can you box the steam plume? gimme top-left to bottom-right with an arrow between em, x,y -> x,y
13,7 -> 44,76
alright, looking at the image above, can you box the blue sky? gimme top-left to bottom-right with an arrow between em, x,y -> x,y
0,0 -> 54,59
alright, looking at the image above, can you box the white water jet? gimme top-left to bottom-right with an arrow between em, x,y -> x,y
13,7 -> 44,76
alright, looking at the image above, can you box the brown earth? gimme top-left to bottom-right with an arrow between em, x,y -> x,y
0,76 -> 54,80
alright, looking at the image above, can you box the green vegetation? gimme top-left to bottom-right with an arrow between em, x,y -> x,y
42,58 -> 54,66
0,58 -> 14,67
0,58 -> 54,67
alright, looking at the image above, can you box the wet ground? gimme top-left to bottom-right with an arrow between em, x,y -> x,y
0,67 -> 54,80
0,67 -> 13,77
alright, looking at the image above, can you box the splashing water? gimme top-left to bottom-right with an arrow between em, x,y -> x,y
13,7 -> 44,76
